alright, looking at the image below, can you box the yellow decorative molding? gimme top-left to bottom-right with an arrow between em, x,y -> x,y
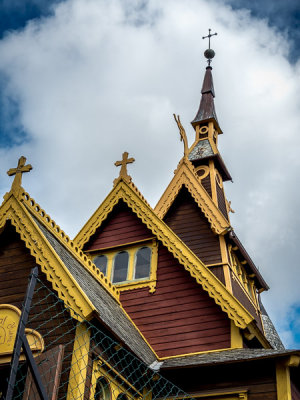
154,158 -> 230,234
0,195 -> 95,320
19,189 -> 120,302
0,304 -> 44,364
74,178 -> 253,329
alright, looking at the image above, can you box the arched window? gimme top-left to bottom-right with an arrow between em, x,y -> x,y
134,247 -> 151,280
116,394 -> 128,400
112,251 -> 129,283
94,255 -> 108,276
94,377 -> 111,400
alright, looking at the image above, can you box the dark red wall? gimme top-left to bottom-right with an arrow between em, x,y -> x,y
85,201 -> 153,251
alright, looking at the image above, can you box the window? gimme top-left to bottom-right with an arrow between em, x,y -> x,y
112,251 -> 129,283
91,240 -> 158,292
94,377 -> 111,400
134,247 -> 151,279
116,395 -> 128,400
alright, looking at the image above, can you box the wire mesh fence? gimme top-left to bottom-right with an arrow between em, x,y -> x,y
3,273 -> 194,400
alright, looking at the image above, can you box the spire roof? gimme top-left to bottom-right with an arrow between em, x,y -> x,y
191,66 -> 221,132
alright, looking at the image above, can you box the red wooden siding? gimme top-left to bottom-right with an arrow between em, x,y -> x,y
292,382 -> 300,400
231,272 -> 263,333
121,245 -> 230,358
216,183 -> 228,219
85,201 -> 153,251
209,265 -> 225,285
164,187 -> 222,265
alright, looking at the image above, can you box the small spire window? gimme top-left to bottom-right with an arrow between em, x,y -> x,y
112,251 -> 129,283
134,247 -> 151,279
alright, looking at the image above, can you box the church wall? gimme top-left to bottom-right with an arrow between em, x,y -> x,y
120,245 -> 230,358
292,382 -> 300,400
231,272 -> 263,333
85,201 -> 153,251
163,187 -> 222,267
0,222 -> 76,398
162,359 -> 278,400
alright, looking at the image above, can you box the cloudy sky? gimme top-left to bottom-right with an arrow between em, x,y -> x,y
0,0 -> 299,348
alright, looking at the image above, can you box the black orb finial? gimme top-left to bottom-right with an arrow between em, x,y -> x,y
202,29 -> 217,66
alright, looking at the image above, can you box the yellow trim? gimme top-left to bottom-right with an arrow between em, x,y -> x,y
173,389 -> 248,399
19,189 -> 119,301
74,177 -> 254,329
0,304 -> 44,364
219,236 -> 232,293
195,165 -> 210,180
92,239 -> 158,293
90,358 -> 139,400
154,157 -> 230,233
158,347 -> 234,361
209,160 -> 218,205
87,237 -> 156,253
67,322 -> 91,400
276,360 -> 292,400
0,194 -> 94,320
230,321 -> 243,349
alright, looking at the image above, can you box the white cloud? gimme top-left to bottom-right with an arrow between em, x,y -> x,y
0,0 -> 299,346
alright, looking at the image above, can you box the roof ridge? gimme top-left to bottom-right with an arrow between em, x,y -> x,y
20,189 -> 120,301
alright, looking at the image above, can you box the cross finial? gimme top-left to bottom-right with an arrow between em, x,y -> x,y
202,29 -> 217,66
7,156 -> 32,196
114,152 -> 135,183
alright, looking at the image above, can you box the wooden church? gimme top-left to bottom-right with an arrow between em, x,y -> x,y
0,38 -> 299,400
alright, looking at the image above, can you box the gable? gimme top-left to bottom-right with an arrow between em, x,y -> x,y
164,187 -> 222,265
154,159 -> 229,234
85,200 -> 153,251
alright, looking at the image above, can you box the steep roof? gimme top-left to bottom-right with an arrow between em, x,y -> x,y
0,188 -> 157,365
191,66 -> 221,133
74,175 -> 255,330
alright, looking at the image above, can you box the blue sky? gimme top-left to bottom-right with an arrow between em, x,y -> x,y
0,0 -> 299,348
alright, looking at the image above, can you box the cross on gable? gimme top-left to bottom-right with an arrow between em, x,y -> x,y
7,156 -> 32,195
114,152 -> 135,183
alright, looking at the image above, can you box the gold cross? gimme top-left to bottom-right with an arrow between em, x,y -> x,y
114,152 -> 135,182
7,156 -> 32,194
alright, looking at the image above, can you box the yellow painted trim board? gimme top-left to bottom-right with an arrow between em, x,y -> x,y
276,360 -> 292,400
74,177 -> 253,329
230,321 -> 243,349
19,189 -> 119,302
154,157 -> 230,233
0,194 -> 94,320
67,323 -> 91,400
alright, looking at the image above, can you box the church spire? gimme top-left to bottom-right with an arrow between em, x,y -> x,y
191,29 -> 221,133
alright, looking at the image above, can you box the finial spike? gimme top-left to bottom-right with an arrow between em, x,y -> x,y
173,114 -> 188,158
7,156 -> 32,196
202,28 -> 217,66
